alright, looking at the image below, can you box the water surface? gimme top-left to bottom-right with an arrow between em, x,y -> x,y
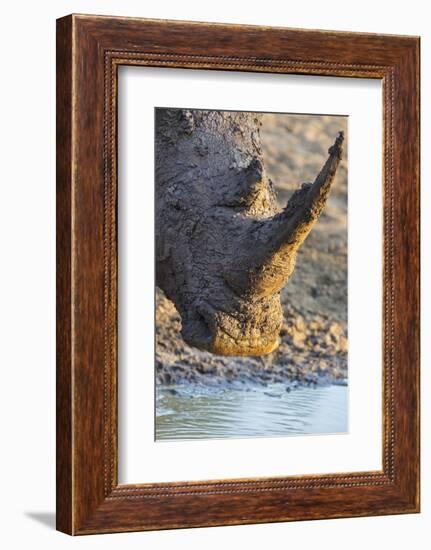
156,383 -> 347,441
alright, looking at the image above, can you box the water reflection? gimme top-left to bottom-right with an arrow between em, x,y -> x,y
156,383 -> 348,441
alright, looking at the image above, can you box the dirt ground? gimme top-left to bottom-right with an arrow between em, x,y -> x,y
156,113 -> 348,387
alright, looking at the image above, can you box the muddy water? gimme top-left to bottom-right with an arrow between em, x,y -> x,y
155,383 -> 348,441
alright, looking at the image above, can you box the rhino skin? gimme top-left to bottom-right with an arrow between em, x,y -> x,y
155,108 -> 344,356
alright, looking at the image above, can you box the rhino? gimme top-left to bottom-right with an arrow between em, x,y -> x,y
155,108 -> 344,356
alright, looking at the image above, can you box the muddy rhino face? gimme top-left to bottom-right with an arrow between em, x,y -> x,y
155,108 -> 344,356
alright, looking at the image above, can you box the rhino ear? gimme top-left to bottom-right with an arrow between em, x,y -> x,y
263,131 -> 344,257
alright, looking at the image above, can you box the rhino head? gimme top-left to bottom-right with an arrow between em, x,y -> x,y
155,108 -> 344,356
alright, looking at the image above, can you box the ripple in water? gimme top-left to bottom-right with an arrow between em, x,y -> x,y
155,383 -> 348,440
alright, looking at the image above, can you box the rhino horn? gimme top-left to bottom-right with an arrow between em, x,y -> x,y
268,131 -> 344,254
225,132 -> 344,298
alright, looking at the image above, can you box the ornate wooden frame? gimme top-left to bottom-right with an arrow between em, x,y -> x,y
56,14 -> 420,534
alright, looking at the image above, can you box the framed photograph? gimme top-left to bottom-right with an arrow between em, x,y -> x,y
56,14 -> 420,534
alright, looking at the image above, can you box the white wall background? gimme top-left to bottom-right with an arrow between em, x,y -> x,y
0,1 -> 427,548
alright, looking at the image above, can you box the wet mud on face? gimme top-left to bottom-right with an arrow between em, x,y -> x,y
156,113 -> 348,387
